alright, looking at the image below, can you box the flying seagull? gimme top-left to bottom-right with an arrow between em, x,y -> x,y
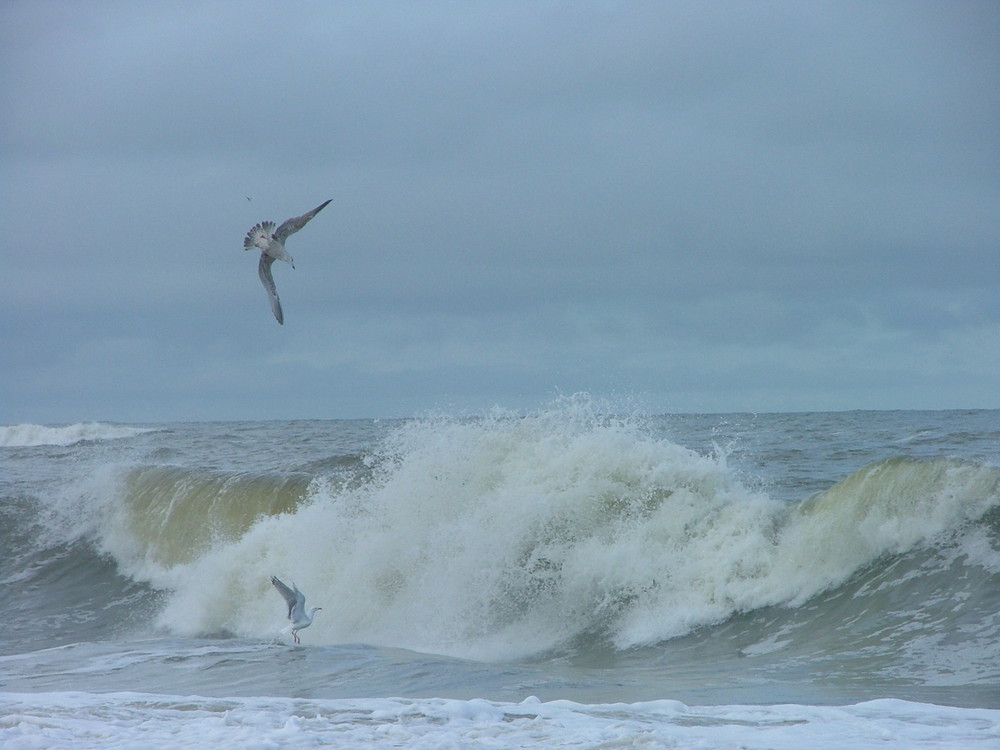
271,575 -> 322,644
244,199 -> 331,324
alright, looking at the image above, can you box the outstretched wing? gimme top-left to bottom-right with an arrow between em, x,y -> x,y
271,576 -> 304,619
258,255 -> 284,325
274,199 -> 331,242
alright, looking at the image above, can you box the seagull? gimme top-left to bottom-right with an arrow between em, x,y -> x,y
270,575 -> 322,644
243,199 -> 331,324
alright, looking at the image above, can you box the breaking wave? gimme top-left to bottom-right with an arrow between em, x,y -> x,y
9,403 -> 999,665
55,406 -> 996,661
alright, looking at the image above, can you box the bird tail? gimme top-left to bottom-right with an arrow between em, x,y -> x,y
244,221 -> 276,250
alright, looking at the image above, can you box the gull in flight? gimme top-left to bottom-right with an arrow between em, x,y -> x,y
244,200 -> 331,324
271,575 -> 322,644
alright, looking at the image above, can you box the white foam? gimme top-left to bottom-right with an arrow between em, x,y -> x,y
1,692 -> 997,750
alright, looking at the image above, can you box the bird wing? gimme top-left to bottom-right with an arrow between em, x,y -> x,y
274,199 -> 331,242
258,254 -> 284,325
244,221 -> 276,251
271,576 -> 305,619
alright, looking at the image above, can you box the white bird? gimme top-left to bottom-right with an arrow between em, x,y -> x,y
270,575 -> 322,644
244,200 -> 331,324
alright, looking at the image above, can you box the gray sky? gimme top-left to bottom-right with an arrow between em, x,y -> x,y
2,1 -> 998,423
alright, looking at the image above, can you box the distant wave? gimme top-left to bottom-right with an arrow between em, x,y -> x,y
0,422 -> 156,447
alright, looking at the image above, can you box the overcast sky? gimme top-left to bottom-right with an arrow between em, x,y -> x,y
2,1 -> 998,423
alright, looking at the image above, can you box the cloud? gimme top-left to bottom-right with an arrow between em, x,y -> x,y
2,1 -> 998,422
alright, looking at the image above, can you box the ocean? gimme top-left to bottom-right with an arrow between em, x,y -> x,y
2,400 -> 999,748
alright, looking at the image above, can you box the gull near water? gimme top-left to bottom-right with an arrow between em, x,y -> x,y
270,575 -> 322,644
243,200 -> 331,324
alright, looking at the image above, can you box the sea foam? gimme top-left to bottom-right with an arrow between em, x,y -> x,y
2,692 -> 998,750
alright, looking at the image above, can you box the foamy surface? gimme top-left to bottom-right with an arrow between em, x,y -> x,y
3,692 -> 998,750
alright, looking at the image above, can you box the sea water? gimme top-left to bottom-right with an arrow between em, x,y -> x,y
2,399 -> 999,748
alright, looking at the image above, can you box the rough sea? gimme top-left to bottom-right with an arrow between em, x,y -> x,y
2,399 -> 999,748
